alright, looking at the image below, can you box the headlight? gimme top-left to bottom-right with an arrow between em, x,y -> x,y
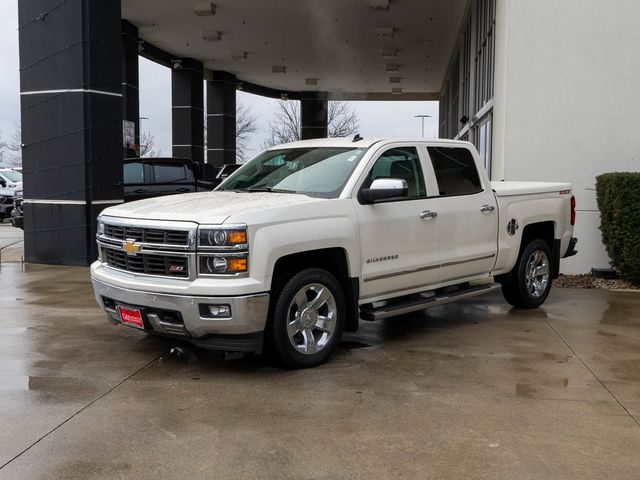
96,218 -> 105,237
197,225 -> 249,276
199,254 -> 248,275
198,226 -> 247,249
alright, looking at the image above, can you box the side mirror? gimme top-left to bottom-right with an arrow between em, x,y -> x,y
0,179 -> 5,188
359,178 -> 408,204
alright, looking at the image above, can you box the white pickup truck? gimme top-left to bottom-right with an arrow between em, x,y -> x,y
91,138 -> 577,368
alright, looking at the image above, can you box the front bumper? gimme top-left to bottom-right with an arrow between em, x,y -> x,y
92,277 -> 269,352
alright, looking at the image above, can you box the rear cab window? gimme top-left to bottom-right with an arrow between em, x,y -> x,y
153,163 -> 193,184
427,146 -> 483,196
123,162 -> 145,184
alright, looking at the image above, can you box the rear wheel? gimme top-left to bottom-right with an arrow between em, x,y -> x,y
500,239 -> 553,309
266,268 -> 345,369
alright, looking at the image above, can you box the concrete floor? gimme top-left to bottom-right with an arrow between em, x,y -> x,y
0,222 -> 23,263
1,260 -> 640,479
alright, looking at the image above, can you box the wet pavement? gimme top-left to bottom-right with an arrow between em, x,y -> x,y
0,222 -> 23,263
1,263 -> 639,479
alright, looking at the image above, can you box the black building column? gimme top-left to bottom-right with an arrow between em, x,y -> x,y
122,20 -> 139,158
300,93 -> 328,139
18,0 -> 123,266
206,72 -> 237,166
172,59 -> 204,166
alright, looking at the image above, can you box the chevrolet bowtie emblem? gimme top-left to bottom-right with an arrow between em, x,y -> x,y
122,239 -> 141,256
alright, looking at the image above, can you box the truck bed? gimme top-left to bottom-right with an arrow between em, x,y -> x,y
491,181 -> 571,196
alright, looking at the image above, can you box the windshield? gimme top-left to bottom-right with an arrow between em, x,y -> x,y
1,170 -> 22,183
217,147 -> 366,198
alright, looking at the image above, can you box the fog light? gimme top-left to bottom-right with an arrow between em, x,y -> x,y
208,304 -> 231,318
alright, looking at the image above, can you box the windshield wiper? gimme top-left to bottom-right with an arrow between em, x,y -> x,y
246,187 -> 296,193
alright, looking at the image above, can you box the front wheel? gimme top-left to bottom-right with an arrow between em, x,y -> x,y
500,239 -> 553,309
266,268 -> 345,369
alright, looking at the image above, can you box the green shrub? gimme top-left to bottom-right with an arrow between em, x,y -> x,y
596,172 -> 640,282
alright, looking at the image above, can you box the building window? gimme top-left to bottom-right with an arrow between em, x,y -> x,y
474,0 -> 496,113
476,114 -> 492,178
439,0 -> 496,175
460,16 -> 472,124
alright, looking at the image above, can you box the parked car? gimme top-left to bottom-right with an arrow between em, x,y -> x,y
124,157 -> 214,202
9,158 -> 226,227
11,189 -> 23,228
0,168 -> 22,221
92,138 -> 577,368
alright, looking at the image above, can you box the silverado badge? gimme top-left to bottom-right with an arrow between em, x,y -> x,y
122,239 -> 141,256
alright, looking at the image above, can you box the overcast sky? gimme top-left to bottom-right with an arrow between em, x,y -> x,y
2,1 -> 439,162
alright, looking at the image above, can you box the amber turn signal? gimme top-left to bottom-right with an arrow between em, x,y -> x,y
227,257 -> 248,272
228,230 -> 247,245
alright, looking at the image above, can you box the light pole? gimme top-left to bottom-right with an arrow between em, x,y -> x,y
414,114 -> 432,139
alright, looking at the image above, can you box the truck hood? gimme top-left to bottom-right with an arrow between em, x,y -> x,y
101,191 -> 324,224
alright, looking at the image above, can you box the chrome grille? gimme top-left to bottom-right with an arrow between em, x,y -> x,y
103,224 -> 190,246
98,218 -> 197,279
104,247 -> 189,278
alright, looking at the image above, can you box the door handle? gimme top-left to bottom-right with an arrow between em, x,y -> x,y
419,210 -> 438,219
480,205 -> 495,213
133,189 -> 147,194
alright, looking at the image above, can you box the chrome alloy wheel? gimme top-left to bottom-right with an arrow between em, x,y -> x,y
525,249 -> 550,299
286,283 -> 337,355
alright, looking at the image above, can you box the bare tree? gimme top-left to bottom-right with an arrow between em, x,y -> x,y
236,100 -> 258,162
139,130 -> 162,157
263,100 -> 360,148
262,101 -> 300,149
0,133 -> 7,166
328,101 -> 360,138
0,123 -> 23,167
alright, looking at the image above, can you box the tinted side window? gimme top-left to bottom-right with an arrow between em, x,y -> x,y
427,147 -> 482,196
366,147 -> 426,199
124,162 -> 144,184
154,164 -> 188,183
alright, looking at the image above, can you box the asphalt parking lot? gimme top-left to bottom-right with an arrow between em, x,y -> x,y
1,236 -> 640,479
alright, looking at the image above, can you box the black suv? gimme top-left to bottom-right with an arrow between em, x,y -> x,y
124,157 -> 214,202
11,158 -> 237,228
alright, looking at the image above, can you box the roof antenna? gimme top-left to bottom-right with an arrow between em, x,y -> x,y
352,134 -> 363,142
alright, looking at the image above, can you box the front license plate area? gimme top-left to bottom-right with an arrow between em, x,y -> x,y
117,305 -> 145,329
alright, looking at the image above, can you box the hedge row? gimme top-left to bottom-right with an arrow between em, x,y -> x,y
596,172 -> 640,282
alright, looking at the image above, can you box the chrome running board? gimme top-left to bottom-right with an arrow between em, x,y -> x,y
359,283 -> 501,321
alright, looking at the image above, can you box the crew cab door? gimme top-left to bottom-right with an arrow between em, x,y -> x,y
354,145 -> 440,300
422,145 -> 498,282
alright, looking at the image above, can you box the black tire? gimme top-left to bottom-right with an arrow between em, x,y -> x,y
265,268 -> 345,369
500,239 -> 553,309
